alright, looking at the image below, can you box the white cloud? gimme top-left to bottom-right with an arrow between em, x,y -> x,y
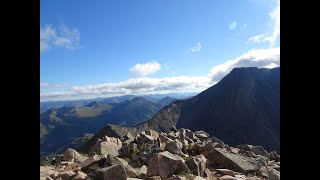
40,82 -> 65,89
229,21 -> 238,30
130,60 -> 161,77
40,76 -> 213,101
40,24 -> 81,53
248,33 -> 269,43
189,43 -> 202,53
208,47 -> 280,82
265,63 -> 279,69
248,0 -> 280,46
40,47 -> 280,101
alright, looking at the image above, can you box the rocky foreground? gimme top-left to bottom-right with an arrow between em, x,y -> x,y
40,127 -> 280,180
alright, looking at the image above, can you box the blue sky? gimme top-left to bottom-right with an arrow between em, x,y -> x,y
40,0 -> 280,101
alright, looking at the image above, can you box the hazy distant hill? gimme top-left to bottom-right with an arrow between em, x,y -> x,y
40,97 -> 163,155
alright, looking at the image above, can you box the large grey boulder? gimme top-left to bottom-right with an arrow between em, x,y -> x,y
206,148 -> 259,174
165,141 -> 185,156
63,148 -> 81,162
89,141 -> 119,156
268,168 -> 280,180
138,144 -> 163,165
104,154 -> 137,178
185,154 -> 207,176
96,163 -> 127,180
147,151 -> 190,179
159,134 -> 174,150
79,155 -> 106,172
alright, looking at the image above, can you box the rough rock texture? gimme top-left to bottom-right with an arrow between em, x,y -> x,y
89,141 -> 119,156
268,169 -> 280,180
96,164 -> 127,180
206,148 -> 259,174
147,151 -> 190,179
63,148 -> 81,162
40,127 -> 280,180
185,154 -> 207,176
165,141 -> 185,156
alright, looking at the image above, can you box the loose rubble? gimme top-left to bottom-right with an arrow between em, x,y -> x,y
40,127 -> 280,179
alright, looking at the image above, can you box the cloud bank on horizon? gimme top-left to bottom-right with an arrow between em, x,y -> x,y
41,47 -> 279,101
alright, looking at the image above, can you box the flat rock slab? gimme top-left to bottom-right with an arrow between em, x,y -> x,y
206,148 -> 259,174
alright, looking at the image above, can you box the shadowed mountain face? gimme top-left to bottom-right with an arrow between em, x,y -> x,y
78,67 -> 280,154
176,67 -> 280,152
40,98 -> 163,155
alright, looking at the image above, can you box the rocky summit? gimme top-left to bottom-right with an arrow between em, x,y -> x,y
40,127 -> 280,180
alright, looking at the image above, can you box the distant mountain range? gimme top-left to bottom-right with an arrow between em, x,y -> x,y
40,96 -> 180,155
40,94 -> 193,113
78,67 -> 280,154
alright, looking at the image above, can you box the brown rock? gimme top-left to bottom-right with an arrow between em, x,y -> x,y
257,166 -> 269,178
185,154 -> 207,176
252,146 -> 269,158
147,151 -> 190,179
79,154 -> 106,172
167,132 -> 177,140
247,176 -> 260,180
166,176 -> 187,180
96,163 -> 127,180
57,171 -> 76,180
64,162 -> 81,172
237,144 -> 254,151
219,175 -> 243,180
63,148 -> 81,162
123,132 -> 133,140
195,133 -> 209,141
89,141 -> 119,156
137,134 -> 155,145
194,176 -> 206,180
205,168 -> 218,180
137,165 -> 147,178
205,148 -> 259,174
145,130 -> 160,140
145,176 -> 162,180
165,141 -> 185,156
40,166 -> 56,178
159,134 -> 174,150
230,148 -> 239,154
70,171 -> 88,180
101,136 -> 122,149
268,168 -> 280,180
171,126 -> 178,132
105,154 -> 137,178
216,169 -> 237,176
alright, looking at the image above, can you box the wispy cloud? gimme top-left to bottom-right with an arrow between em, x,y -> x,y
248,0 -> 280,46
130,60 -> 161,77
229,21 -> 238,31
189,43 -> 202,53
40,24 -> 81,53
248,33 -> 269,43
208,47 -> 280,82
40,82 -> 65,89
40,47 -> 280,101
